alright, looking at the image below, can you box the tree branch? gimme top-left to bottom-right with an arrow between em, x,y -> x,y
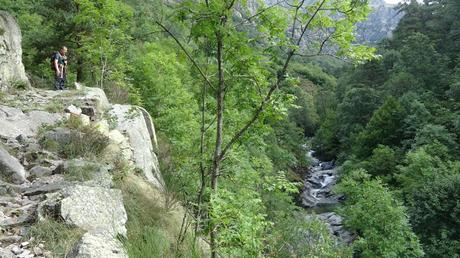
218,0 -> 327,161
155,21 -> 215,91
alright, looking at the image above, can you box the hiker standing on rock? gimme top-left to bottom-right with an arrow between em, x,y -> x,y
52,46 -> 68,90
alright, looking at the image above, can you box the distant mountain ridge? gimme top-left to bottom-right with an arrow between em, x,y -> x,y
259,0 -> 403,45
356,0 -> 403,44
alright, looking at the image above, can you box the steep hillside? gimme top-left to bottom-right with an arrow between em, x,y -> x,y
0,11 -> 204,258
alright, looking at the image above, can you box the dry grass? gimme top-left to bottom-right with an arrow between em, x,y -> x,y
118,174 -> 206,258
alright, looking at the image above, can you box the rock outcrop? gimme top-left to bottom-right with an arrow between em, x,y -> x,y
0,146 -> 27,183
0,10 -> 167,257
67,231 -> 127,258
0,105 -> 62,139
110,104 -> 164,189
60,185 -> 127,236
0,11 -> 28,91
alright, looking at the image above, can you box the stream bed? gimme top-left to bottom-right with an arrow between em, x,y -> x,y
299,150 -> 354,243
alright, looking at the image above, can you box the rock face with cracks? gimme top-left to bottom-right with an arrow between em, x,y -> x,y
0,11 -> 28,91
0,105 -> 62,139
0,145 -> 27,183
110,104 -> 164,189
0,10 -> 167,257
67,231 -> 128,258
60,185 -> 127,236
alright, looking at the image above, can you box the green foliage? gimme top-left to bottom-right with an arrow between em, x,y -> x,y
270,214 -> 352,258
396,145 -> 455,196
336,169 -> 424,258
353,97 -> 405,158
9,78 -> 28,90
73,0 -> 133,88
361,145 -> 399,182
407,173 -> 460,258
313,110 -> 340,160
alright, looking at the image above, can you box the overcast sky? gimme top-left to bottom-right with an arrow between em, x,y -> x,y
385,0 -> 403,4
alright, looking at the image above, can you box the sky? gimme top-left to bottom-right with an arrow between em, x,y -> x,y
385,0 -> 404,4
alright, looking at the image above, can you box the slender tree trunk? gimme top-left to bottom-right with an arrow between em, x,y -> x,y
76,56 -> 84,82
210,29 -> 225,258
195,80 -> 207,236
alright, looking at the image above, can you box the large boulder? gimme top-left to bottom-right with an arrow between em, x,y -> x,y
0,146 -> 26,183
110,104 -> 164,189
0,105 -> 62,138
0,11 -> 28,91
67,231 -> 127,258
78,86 -> 111,111
60,185 -> 127,236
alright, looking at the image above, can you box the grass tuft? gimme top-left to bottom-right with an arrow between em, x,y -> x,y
26,218 -> 84,257
63,161 -> 99,181
39,117 -> 109,159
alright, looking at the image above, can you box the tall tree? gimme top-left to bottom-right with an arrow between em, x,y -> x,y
159,0 -> 375,255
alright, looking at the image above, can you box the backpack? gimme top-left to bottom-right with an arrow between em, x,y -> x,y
50,51 -> 59,71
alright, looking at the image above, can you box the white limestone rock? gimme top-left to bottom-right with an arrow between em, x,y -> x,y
0,146 -> 26,183
67,231 -> 127,258
110,104 -> 164,189
60,185 -> 127,236
0,105 -> 62,139
0,11 -> 29,91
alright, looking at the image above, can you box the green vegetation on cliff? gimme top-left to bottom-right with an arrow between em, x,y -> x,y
3,0 -> 460,257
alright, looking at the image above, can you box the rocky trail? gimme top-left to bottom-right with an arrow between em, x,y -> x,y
0,86 -> 163,257
0,10 -> 169,258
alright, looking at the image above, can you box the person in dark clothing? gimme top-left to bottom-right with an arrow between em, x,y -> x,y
52,46 -> 68,90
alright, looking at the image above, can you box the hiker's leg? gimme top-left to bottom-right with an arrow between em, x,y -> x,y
54,76 -> 61,90
61,75 -> 67,90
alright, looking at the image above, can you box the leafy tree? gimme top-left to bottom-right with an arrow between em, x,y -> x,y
413,124 -> 458,154
396,145 -> 454,195
353,97 -> 405,158
407,172 -> 460,258
336,169 -> 424,258
313,110 -> 340,160
73,0 -> 133,88
361,145 -> 399,182
336,87 -> 381,148
164,1 -> 374,255
398,33 -> 449,96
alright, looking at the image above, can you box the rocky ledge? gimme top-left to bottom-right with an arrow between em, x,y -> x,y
0,86 -> 163,257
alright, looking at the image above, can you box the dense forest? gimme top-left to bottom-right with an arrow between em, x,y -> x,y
1,0 -> 459,257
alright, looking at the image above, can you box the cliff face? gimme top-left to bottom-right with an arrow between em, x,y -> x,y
356,0 -> 403,44
259,0 -> 402,45
0,11 -> 28,91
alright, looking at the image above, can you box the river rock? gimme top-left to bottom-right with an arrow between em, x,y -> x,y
110,105 -> 164,189
0,11 -> 28,91
316,212 -> 355,243
60,185 -> 127,236
67,231 -> 127,258
0,146 -> 27,183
